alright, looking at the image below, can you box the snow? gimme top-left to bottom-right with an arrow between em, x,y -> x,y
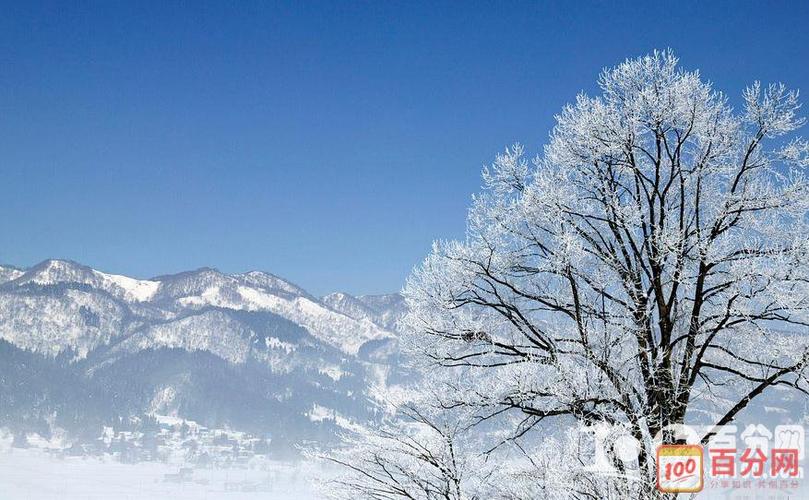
0,261 -> 403,498
237,287 -> 391,354
0,288 -> 125,358
236,271 -> 308,297
308,404 -> 357,430
7,260 -> 160,303
0,266 -> 24,284
0,447 -> 323,500
265,336 -> 296,353
171,278 -> 394,355
175,286 -> 221,307
128,310 -> 252,364
318,364 -> 345,381
1,260 -> 398,357
323,291 -> 406,332
150,387 -> 179,414
96,271 -> 160,302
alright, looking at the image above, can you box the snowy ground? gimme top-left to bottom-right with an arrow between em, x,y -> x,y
0,448 -> 324,500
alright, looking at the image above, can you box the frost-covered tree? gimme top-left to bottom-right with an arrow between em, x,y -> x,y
327,51 -> 809,499
322,389 -> 477,500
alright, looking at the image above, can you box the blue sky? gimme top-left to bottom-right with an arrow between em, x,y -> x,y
1,1 -> 808,295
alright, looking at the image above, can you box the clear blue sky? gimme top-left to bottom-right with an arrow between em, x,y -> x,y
1,1 -> 808,295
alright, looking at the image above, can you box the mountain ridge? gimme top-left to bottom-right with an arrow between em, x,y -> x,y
0,259 -> 402,356
0,259 -> 407,456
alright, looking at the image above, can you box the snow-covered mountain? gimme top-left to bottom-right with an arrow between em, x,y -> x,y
321,292 -> 406,332
0,265 -> 24,284
0,259 -> 395,357
0,260 -> 406,456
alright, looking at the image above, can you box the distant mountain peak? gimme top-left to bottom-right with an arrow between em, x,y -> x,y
233,270 -> 311,298
0,264 -> 25,285
322,291 -> 406,332
149,266 -> 224,282
10,259 -> 160,303
24,258 -> 92,277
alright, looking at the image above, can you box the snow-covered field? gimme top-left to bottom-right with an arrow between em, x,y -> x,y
0,448 -> 324,500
